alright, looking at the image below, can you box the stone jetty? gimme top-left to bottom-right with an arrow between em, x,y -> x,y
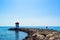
9,28 -> 60,40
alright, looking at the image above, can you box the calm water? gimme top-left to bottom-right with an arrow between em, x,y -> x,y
0,26 -> 60,40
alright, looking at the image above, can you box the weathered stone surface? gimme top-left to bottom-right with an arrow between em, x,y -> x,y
9,28 -> 60,40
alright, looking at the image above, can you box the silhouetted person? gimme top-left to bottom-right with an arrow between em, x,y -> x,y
46,26 -> 48,29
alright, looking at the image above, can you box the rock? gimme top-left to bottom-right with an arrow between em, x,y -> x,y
37,34 -> 45,40
53,32 -> 58,34
32,33 -> 45,40
49,37 -> 55,40
25,38 -> 33,40
46,34 -> 54,37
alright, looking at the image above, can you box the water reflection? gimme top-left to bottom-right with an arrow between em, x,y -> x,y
15,30 -> 19,40
15,31 -> 28,40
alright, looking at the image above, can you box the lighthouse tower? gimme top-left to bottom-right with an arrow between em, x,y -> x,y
15,22 -> 19,28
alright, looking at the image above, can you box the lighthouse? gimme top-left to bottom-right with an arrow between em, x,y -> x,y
15,22 -> 19,28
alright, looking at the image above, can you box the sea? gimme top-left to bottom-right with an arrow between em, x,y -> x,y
0,26 -> 60,40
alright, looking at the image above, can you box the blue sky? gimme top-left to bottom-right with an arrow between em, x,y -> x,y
0,0 -> 60,26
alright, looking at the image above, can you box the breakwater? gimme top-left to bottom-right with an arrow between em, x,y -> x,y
9,28 -> 60,40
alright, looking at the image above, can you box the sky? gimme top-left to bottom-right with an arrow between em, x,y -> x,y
0,0 -> 60,26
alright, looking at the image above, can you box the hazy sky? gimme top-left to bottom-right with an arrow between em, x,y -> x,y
0,0 -> 60,26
